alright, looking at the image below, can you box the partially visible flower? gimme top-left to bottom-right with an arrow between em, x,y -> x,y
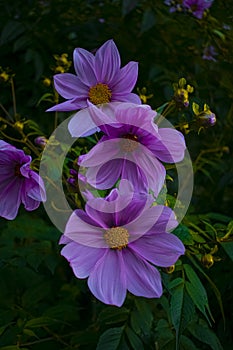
202,45 -> 218,62
137,87 -> 153,104
0,140 -> 46,220
173,78 -> 194,108
60,182 -> 185,306
183,0 -> 214,19
76,103 -> 186,196
164,0 -> 184,13
47,39 -> 141,112
34,136 -> 48,148
192,102 -> 216,127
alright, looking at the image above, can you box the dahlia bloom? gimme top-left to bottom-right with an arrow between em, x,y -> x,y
60,182 -> 185,306
0,140 -> 46,220
46,39 -> 141,112
75,103 -> 186,196
183,0 -> 214,19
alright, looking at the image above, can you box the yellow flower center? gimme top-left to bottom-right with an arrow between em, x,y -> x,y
104,227 -> 129,250
88,83 -> 112,105
120,134 -> 138,153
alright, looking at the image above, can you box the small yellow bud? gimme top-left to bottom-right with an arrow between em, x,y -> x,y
201,254 -> 214,269
0,72 -> 9,82
14,121 -> 24,132
43,77 -> 51,87
55,66 -> 65,74
163,265 -> 175,274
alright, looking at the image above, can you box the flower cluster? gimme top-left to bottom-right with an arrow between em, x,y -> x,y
164,0 -> 214,19
45,39 -> 187,306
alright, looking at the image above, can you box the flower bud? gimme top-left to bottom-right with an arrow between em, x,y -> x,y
201,254 -> 214,269
14,121 -> 24,132
163,265 -> 175,274
34,136 -> 48,148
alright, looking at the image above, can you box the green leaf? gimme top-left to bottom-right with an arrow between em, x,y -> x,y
180,335 -> 198,350
131,299 -> 153,336
25,316 -> 54,328
184,264 -> 213,324
0,21 -> 25,45
220,241 -> 233,261
156,319 -> 175,349
122,0 -> 138,16
125,326 -> 144,350
173,225 -> 194,245
96,327 -> 124,350
140,9 -> 156,34
188,320 -> 223,350
170,279 -> 195,350
98,307 -> 129,326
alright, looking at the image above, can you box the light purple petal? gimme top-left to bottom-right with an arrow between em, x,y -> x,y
88,249 -> 126,306
26,171 -> 46,202
73,48 -> 97,86
68,108 -> 100,137
149,128 -> 186,163
123,248 -> 162,298
53,73 -> 88,99
85,158 -> 122,189
121,159 -> 149,193
78,139 -> 120,167
129,232 -> 185,267
111,61 -> 139,93
95,40 -> 121,83
46,98 -> 87,112
61,241 -> 105,278
125,205 -> 165,241
133,148 -> 166,196
0,177 -> 23,220
112,92 -> 141,104
64,210 -> 108,248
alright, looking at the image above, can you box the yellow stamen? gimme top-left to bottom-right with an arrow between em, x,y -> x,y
88,83 -> 112,105
120,134 -> 138,152
104,227 -> 129,250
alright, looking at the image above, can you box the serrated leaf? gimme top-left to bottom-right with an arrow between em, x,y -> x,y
96,327 -> 124,350
140,9 -> 156,34
125,326 -> 144,350
188,320 -> 223,350
184,264 -> 213,324
132,299 -> 153,336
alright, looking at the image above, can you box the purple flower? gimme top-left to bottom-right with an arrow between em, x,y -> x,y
46,39 -> 141,112
183,0 -> 214,19
75,103 -> 186,196
164,0 -> 184,13
0,141 -> 46,220
202,45 -> 218,62
60,182 -> 185,306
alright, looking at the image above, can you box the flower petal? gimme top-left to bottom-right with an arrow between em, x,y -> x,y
53,73 -> 88,99
64,210 -> 107,248
85,158 -> 122,189
78,138 -> 120,167
68,109 -> 100,137
111,61 -> 139,93
46,98 -> 87,112
88,249 -> 126,306
73,48 -> 97,86
149,128 -> 186,163
112,92 -> 141,104
0,177 -> 23,220
95,40 -> 121,83
61,241 -> 105,278
123,248 -> 162,298
130,232 -> 185,267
